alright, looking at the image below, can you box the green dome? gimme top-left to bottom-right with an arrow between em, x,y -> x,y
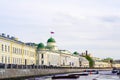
47,37 -> 56,43
37,43 -> 45,49
73,51 -> 79,55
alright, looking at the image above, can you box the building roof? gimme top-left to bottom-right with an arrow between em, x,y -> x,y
47,37 -> 56,43
73,51 -> 79,55
37,43 -> 45,49
0,34 -> 36,48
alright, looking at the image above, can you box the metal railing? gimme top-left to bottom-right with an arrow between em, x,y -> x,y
0,63 -> 92,69
0,63 -> 113,69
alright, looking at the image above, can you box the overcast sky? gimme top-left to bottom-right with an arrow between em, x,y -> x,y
0,0 -> 120,59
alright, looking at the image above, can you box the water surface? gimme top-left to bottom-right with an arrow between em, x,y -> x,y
26,71 -> 120,80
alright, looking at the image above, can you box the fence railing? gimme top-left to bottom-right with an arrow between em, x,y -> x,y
0,63 -> 90,69
0,63 -> 113,69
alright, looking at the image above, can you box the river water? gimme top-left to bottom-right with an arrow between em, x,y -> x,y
25,71 -> 120,80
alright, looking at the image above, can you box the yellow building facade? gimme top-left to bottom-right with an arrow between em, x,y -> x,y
0,34 -> 36,65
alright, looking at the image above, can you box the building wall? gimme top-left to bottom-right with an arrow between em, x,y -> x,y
47,51 -> 60,66
38,50 -> 80,67
0,37 -> 36,65
79,57 -> 89,68
70,55 -> 79,67
38,51 -> 60,66
94,62 -> 111,68
60,53 -> 70,67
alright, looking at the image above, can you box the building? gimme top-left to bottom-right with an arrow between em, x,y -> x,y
37,37 -> 83,67
79,56 -> 89,68
59,50 -> 79,67
112,60 -> 120,68
0,33 -> 36,65
37,38 -> 60,66
2,33 -> 116,68
92,57 -> 111,68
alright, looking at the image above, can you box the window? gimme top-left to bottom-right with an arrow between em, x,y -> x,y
2,56 -> 4,63
69,62 -> 71,66
15,48 -> 16,53
19,58 -> 20,64
16,48 -> 17,54
15,58 -> 17,64
19,49 -> 20,54
5,45 -> 7,52
13,47 -> 14,53
49,62 -> 50,65
17,58 -> 18,64
13,58 -> 14,64
42,60 -> 44,65
8,46 -> 10,52
21,49 -> 22,54
8,57 -> 10,64
41,54 -> 44,59
2,44 -> 4,51
21,59 -> 22,64
5,56 -> 7,63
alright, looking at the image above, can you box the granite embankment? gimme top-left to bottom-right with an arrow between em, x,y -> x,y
0,68 -> 112,79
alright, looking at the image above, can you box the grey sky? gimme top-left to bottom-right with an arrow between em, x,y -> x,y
0,0 -> 120,59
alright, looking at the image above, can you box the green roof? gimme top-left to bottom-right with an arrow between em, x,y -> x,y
73,51 -> 79,55
47,37 -> 56,43
37,43 -> 45,49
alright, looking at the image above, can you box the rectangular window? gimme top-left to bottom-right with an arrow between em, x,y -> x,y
13,47 -> 14,53
16,48 -> 17,54
13,58 -> 14,64
2,44 -> 4,51
21,49 -> 22,54
2,56 -> 4,63
41,54 -> 44,59
5,56 -> 7,63
21,59 -> 22,64
8,57 -> 10,64
42,60 -> 44,65
8,46 -> 10,52
19,49 -> 21,54
19,58 -> 20,64
15,48 -> 16,53
5,45 -> 7,52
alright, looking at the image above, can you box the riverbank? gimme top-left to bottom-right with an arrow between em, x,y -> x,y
0,68 -> 112,79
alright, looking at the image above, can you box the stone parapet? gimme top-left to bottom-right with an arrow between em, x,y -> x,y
0,68 -> 112,79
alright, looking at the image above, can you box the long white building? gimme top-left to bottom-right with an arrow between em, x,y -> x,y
37,37 -> 89,67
